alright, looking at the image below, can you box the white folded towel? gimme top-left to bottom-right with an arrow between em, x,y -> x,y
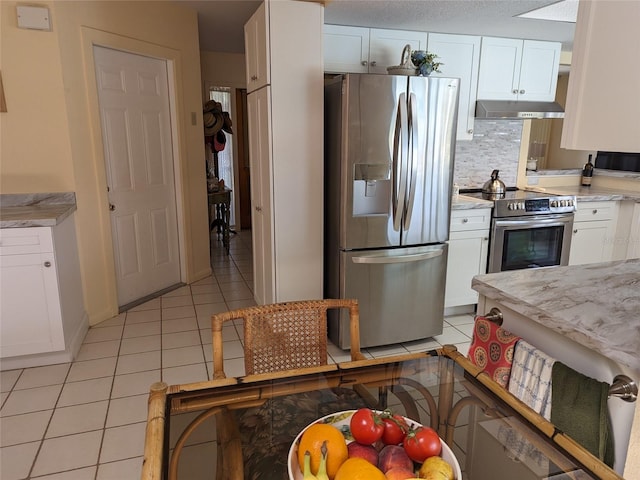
508,339 -> 556,420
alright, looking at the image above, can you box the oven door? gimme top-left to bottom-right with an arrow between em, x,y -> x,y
488,213 -> 574,273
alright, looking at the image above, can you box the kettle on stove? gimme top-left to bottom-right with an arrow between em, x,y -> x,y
482,169 -> 506,199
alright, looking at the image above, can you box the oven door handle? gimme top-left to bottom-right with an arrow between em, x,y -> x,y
494,215 -> 574,228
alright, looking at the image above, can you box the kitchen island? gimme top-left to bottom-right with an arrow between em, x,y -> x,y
471,259 -> 639,476
472,259 -> 639,375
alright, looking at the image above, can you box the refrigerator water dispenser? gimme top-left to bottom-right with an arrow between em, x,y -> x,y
353,163 -> 390,216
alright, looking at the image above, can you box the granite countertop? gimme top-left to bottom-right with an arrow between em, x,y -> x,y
472,259 -> 640,375
451,194 -> 494,210
0,193 -> 77,228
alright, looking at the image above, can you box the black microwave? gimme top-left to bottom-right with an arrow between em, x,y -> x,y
595,151 -> 640,173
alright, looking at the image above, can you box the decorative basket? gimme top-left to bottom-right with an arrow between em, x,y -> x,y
386,44 -> 417,76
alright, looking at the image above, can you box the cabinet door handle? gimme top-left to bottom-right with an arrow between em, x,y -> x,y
251,75 -> 258,81
370,61 -> 377,67
573,229 -> 578,234
593,209 -> 598,214
483,237 -> 488,241
361,60 -> 368,66
44,261 -> 52,267
462,218 -> 468,223
467,129 -> 473,134
255,206 -> 262,212
512,89 -> 518,94
519,89 -> 525,94
109,203 -> 116,211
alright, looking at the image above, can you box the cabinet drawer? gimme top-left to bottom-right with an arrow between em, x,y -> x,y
0,228 -> 54,255
450,209 -> 492,231
574,201 -> 617,222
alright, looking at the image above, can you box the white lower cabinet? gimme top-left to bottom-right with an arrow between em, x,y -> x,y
445,208 -> 491,309
569,201 -> 619,266
247,86 -> 275,304
0,218 -> 87,369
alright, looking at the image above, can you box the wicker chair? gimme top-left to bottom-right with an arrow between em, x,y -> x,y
210,299 -> 369,480
211,298 -> 365,379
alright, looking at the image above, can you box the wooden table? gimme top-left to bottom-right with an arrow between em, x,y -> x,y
142,346 -> 622,480
208,188 -> 231,254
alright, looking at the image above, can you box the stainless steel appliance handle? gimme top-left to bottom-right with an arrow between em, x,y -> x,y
493,214 -> 574,228
403,92 -> 419,231
392,93 -> 408,231
351,250 -> 443,264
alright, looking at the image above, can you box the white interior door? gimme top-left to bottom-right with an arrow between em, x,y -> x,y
94,46 -> 180,307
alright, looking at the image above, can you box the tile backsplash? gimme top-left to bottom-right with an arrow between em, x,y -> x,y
453,120 -> 523,189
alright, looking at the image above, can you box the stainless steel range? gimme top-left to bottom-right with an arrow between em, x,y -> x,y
462,190 -> 577,273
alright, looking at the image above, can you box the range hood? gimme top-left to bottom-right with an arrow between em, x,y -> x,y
475,100 -> 565,119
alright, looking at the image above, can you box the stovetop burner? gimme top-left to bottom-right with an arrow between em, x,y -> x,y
460,188 -> 577,217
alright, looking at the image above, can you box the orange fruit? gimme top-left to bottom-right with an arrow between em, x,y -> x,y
297,423 -> 348,479
334,457 -> 386,480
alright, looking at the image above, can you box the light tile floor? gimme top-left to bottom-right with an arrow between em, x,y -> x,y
0,230 -> 474,480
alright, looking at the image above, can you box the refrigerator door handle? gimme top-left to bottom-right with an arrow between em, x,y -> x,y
403,92 -> 419,231
351,250 -> 443,264
392,93 -> 408,231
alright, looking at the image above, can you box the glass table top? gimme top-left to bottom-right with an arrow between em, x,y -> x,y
142,347 -> 620,480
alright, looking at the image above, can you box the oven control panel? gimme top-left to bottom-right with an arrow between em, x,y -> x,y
495,195 -> 577,217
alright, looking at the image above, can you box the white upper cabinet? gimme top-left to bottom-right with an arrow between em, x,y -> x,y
323,25 -> 427,74
244,2 -> 270,93
368,29 -> 428,74
477,37 -> 561,102
324,25 -> 370,73
428,33 -> 481,141
561,1 -> 640,152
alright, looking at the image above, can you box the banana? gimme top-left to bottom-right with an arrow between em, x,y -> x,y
316,441 -> 329,480
303,450 -> 318,480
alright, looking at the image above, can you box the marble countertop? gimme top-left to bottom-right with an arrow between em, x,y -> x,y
472,259 -> 640,375
0,193 -> 77,228
526,185 -> 640,202
451,194 -> 494,210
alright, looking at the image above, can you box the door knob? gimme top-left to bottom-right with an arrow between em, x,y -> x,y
109,203 -> 116,211
44,261 -> 52,267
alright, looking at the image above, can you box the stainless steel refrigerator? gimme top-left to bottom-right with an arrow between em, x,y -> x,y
324,73 -> 459,349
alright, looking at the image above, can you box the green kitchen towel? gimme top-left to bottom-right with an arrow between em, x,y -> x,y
551,361 -> 615,468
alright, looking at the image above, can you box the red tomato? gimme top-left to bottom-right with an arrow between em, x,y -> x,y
349,408 -> 384,445
403,426 -> 441,462
381,414 -> 409,445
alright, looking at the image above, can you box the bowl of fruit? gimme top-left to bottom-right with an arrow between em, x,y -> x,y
287,408 -> 461,480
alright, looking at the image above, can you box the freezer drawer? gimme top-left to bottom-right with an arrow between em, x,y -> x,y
329,244 -> 447,349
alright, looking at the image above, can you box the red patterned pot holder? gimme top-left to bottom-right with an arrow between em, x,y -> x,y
467,316 -> 521,388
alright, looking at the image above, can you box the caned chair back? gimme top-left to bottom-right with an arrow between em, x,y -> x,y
211,298 -> 363,379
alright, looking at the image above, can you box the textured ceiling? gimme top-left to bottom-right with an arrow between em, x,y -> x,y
177,0 -> 575,54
